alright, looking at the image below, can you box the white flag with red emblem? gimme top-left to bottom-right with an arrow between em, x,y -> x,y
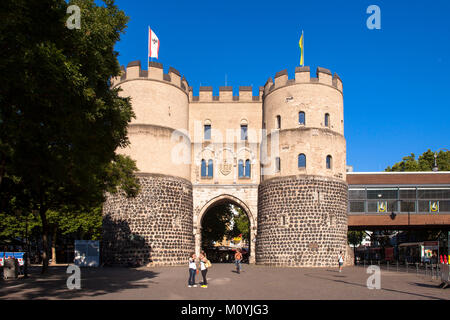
148,27 -> 160,59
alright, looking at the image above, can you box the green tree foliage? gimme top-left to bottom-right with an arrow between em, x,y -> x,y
201,205 -> 234,247
386,149 -> 450,172
0,0 -> 139,272
347,231 -> 365,247
201,204 -> 251,247
229,206 -> 250,242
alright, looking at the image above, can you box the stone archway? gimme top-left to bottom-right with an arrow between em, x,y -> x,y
195,194 -> 257,263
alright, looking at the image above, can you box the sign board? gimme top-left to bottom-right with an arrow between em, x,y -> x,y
74,240 -> 99,267
422,241 -> 439,263
0,252 -> 24,266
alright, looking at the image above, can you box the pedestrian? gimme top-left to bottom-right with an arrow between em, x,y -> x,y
235,248 -> 243,274
199,251 -> 209,288
338,251 -> 344,272
188,252 -> 197,287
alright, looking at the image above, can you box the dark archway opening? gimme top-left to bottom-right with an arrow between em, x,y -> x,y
201,202 -> 250,263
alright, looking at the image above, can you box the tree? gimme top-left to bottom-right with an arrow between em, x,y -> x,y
201,205 -> 234,247
348,231 -> 365,247
229,206 -> 250,243
386,149 -> 450,172
0,0 -> 139,273
348,230 -> 365,263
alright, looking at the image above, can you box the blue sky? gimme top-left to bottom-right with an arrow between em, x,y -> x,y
112,0 -> 450,172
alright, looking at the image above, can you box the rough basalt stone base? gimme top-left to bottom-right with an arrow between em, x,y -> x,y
256,175 -> 348,267
102,173 -> 194,266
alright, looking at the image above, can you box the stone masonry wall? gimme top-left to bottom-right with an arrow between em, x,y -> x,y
102,173 -> 194,266
256,175 -> 348,267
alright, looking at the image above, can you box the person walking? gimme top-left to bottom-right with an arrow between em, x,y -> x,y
235,248 -> 243,274
199,251 -> 209,288
338,251 -> 344,272
188,252 -> 197,287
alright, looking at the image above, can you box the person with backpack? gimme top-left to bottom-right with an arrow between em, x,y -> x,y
199,251 -> 211,288
235,248 -> 243,274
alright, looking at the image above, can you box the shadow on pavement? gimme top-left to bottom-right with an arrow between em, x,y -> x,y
0,266 -> 159,299
411,282 -> 448,290
304,272 -> 447,300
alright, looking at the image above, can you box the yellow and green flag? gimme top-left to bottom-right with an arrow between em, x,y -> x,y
299,31 -> 304,66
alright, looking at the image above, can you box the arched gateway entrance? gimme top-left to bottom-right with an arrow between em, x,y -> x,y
194,194 -> 257,264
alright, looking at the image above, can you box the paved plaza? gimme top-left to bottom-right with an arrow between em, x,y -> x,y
0,264 -> 449,300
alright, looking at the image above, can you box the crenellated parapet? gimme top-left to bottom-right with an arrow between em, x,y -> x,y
263,66 -> 343,96
189,86 -> 263,103
111,60 -> 189,95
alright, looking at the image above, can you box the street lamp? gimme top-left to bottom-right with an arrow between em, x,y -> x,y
432,148 -> 449,172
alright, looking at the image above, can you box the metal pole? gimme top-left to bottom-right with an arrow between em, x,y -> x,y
23,215 -> 29,278
396,261 -> 399,272
387,261 -> 389,272
416,262 -> 418,276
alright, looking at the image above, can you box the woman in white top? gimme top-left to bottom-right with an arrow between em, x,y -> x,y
188,252 -> 197,287
338,251 -> 344,272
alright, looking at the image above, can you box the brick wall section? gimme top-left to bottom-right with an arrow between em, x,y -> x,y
256,175 -> 348,267
102,174 -> 194,266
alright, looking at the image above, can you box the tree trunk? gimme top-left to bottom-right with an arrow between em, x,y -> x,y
50,225 -> 57,265
40,207 -> 49,274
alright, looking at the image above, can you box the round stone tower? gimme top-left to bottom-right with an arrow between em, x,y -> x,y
256,66 -> 348,267
102,61 -> 194,266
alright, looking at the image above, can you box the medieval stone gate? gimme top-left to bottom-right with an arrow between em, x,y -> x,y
193,185 -> 258,263
102,59 -> 350,267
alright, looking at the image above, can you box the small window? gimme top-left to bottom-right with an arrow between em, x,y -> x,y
298,154 -> 306,168
201,159 -> 207,177
204,124 -> 211,140
241,124 -> 248,141
245,159 -> 251,178
324,113 -> 330,127
276,115 -> 281,129
299,112 -> 305,125
239,159 -> 251,178
275,157 -> 281,172
238,159 -> 244,178
207,159 -> 213,177
326,155 -> 332,169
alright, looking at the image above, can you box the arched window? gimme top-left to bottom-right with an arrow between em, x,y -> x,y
326,155 -> 332,169
207,159 -> 213,177
324,113 -> 330,127
238,159 -> 244,178
298,154 -> 306,168
241,124 -> 248,141
276,115 -> 281,129
245,159 -> 251,178
204,124 -> 211,140
201,159 -> 207,177
299,112 -> 305,125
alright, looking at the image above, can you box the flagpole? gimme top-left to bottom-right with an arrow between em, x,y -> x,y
302,30 -> 304,67
147,26 -> 151,68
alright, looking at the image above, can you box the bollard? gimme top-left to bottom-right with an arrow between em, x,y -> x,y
387,261 -> 389,272
415,263 -> 419,276
396,261 -> 399,272
425,264 -> 428,277
364,260 -> 366,268
406,262 -> 408,273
